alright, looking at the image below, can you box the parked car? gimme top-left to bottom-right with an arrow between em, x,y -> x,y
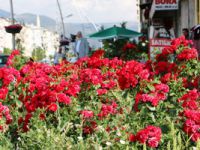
0,54 -> 9,68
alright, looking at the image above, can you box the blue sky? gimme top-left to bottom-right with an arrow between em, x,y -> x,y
0,0 -> 138,23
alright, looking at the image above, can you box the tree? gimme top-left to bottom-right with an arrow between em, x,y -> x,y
102,23 -> 128,58
120,21 -> 127,28
3,48 -> 12,55
32,47 -> 46,61
16,38 -> 25,54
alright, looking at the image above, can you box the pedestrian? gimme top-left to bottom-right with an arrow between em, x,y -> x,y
182,28 -> 190,40
74,31 -> 89,59
54,47 -> 65,65
191,25 -> 200,56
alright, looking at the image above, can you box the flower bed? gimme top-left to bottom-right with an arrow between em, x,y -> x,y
0,37 -> 200,149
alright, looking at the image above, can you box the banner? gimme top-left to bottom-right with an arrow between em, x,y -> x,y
149,38 -> 172,61
150,0 -> 179,18
154,0 -> 179,10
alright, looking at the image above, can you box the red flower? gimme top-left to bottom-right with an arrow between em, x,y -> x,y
177,48 -> 198,61
178,89 -> 199,109
122,43 -> 136,51
0,87 -> 8,100
91,49 -> 105,58
129,133 -> 136,142
6,50 -> 20,66
183,119 -> 200,142
135,126 -> 162,148
83,121 -> 97,135
48,103 -> 58,112
57,93 -> 71,105
81,110 -> 94,119
154,83 -> 169,93
97,89 -> 107,95
39,113 -> 46,120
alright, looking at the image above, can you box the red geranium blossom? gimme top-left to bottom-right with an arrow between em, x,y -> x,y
81,110 -> 94,119
135,126 -> 162,148
48,103 -> 58,112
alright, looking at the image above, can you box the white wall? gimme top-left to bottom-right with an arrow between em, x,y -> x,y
0,18 -> 59,57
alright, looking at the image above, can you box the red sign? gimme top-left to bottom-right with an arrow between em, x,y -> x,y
155,0 -> 177,4
150,39 -> 172,47
149,38 -> 172,61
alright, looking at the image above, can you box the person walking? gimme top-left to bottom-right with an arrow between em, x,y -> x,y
74,31 -> 89,59
54,47 -> 65,65
191,25 -> 200,56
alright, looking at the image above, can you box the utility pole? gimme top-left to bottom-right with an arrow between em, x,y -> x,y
10,0 -> 15,50
56,0 -> 65,36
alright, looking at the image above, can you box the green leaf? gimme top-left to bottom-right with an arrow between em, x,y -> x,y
147,84 -> 155,92
147,105 -> 156,111
149,113 -> 156,122
15,99 -> 22,107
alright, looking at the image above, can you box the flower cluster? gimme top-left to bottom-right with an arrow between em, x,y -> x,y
6,50 -> 20,66
91,49 -> 105,58
179,89 -> 200,142
122,43 -> 136,52
0,35 -> 199,149
117,60 -> 149,90
129,126 -> 162,148
0,102 -> 12,129
81,110 -> 94,119
98,102 -> 118,119
134,83 -> 169,111
156,36 -> 198,62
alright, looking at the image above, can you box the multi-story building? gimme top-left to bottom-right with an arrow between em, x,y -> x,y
139,0 -> 200,59
139,0 -> 200,38
0,18 -> 12,51
136,0 -> 141,32
0,16 -> 59,57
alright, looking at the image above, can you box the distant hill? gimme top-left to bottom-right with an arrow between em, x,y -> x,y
0,9 -> 10,18
15,13 -> 56,31
0,9 -> 139,48
0,9 -> 139,35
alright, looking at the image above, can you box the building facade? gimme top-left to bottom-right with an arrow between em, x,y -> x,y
139,0 -> 200,38
139,0 -> 200,60
0,17 -> 59,57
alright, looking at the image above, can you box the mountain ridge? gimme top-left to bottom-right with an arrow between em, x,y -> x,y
0,9 -> 139,35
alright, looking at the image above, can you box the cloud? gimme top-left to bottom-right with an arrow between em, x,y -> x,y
0,0 -> 138,23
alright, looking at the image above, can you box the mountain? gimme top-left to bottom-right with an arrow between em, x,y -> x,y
0,9 -> 10,18
15,13 -> 56,31
0,9 -> 139,34
0,9 -> 139,48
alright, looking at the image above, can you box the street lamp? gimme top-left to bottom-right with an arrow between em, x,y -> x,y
64,14 -> 73,19
10,0 -> 15,50
56,0 -> 65,36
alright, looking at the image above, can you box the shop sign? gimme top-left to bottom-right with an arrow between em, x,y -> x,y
154,0 -> 178,10
149,38 -> 172,61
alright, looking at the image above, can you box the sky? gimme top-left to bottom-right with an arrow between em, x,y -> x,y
0,0 -> 138,23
